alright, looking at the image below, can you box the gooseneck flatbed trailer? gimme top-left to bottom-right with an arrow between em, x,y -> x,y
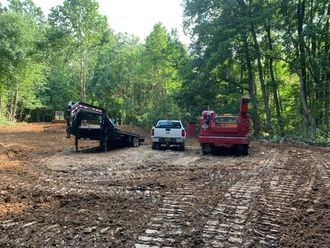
66,102 -> 144,152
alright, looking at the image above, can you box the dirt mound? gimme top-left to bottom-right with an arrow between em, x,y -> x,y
0,123 -> 46,133
119,124 -> 151,144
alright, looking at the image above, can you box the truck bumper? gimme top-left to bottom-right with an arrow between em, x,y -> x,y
199,136 -> 250,146
152,137 -> 185,144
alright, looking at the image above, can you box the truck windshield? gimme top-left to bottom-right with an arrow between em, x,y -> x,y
156,121 -> 182,129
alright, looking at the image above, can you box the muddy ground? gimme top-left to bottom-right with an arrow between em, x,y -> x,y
0,123 -> 329,247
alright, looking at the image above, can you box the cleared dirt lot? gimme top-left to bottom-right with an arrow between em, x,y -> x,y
0,123 -> 329,247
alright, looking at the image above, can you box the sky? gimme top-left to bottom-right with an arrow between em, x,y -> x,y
0,0 -> 190,45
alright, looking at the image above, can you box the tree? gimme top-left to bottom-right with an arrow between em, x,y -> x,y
48,0 -> 108,102
0,1 -> 45,121
142,23 -> 186,123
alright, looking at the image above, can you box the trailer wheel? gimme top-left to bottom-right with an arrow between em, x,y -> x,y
132,137 -> 139,148
104,140 -> 108,152
66,128 -> 70,138
75,136 -> 78,152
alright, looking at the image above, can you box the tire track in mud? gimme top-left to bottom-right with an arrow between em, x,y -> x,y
312,154 -> 330,190
201,150 -> 278,247
24,173 -> 160,198
134,185 -> 197,247
31,149 -> 199,197
248,152 -> 298,247
134,155 -> 204,247
134,150 -> 284,248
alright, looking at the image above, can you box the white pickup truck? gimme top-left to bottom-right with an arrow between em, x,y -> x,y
151,120 -> 186,151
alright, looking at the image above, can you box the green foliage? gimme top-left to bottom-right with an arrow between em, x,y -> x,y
47,0 -> 109,101
88,24 -> 188,128
312,137 -> 330,147
270,134 -> 330,147
182,0 -> 330,141
0,0 -> 328,145
0,1 -> 46,121
0,116 -> 15,126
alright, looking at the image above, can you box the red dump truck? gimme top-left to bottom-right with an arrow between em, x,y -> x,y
199,97 -> 250,155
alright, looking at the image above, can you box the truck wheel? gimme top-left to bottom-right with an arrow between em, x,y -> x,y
152,142 -> 157,150
202,144 -> 212,155
237,144 -> 248,156
179,143 -> 185,151
242,144 -> 248,156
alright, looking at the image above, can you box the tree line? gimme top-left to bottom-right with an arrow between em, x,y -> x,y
0,0 -> 329,142
182,0 -> 329,141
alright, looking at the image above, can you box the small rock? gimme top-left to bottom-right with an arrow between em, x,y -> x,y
228,236 -> 243,244
83,227 -> 96,233
22,221 -> 37,228
78,209 -> 88,214
100,227 -> 110,234
306,208 -> 315,214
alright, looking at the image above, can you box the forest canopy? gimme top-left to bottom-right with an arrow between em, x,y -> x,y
0,0 -> 329,142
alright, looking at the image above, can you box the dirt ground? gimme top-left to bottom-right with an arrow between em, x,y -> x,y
0,123 -> 329,247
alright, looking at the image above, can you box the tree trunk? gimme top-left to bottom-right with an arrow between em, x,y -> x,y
240,65 -> 244,95
325,5 -> 330,135
297,0 -> 309,139
251,24 -> 273,136
297,68 -> 309,138
0,90 -> 2,119
9,88 -> 15,121
308,0 -> 317,139
80,51 -> 86,102
9,83 -> 19,121
13,83 -> 19,121
266,24 -> 284,136
243,35 -> 260,138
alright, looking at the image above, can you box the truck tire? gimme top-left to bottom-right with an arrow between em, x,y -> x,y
237,144 -> 248,156
179,143 -> 185,151
202,144 -> 212,154
152,142 -> 157,150
242,144 -> 248,156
